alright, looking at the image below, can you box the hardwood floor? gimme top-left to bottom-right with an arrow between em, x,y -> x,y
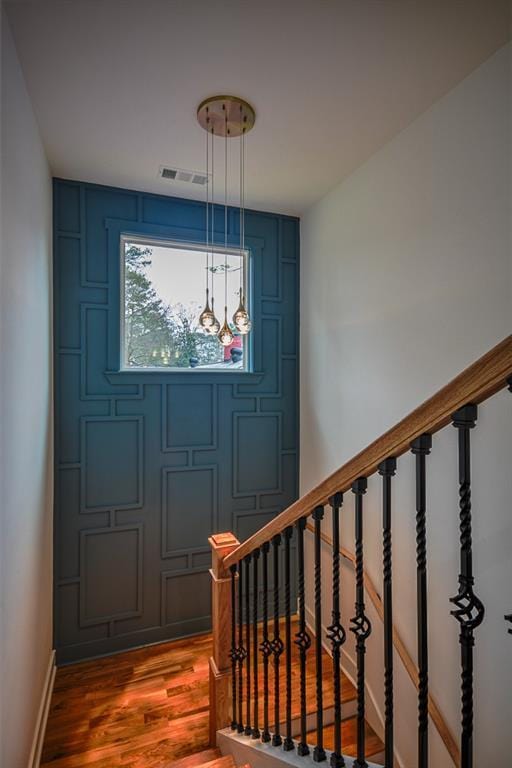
41,624 -> 381,767
42,633 -> 213,767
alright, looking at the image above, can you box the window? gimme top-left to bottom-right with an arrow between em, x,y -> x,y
121,236 -> 249,371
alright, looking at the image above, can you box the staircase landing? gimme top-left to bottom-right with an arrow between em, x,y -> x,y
41,627 -> 381,768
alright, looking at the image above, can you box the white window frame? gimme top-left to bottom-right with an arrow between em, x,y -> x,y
119,234 -> 251,372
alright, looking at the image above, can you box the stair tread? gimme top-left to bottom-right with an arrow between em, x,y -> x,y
167,749 -> 222,768
199,757 -> 236,768
306,716 -> 383,758
240,619 -> 357,724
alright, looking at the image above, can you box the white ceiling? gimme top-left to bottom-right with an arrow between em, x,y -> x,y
5,0 -> 511,216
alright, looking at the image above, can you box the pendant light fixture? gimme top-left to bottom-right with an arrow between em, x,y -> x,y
198,108 -> 215,331
197,96 -> 255,346
217,105 -> 234,347
206,123 -> 220,335
233,110 -> 251,334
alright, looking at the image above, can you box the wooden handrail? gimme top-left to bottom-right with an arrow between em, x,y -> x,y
224,334 -> 512,568
306,523 -> 460,767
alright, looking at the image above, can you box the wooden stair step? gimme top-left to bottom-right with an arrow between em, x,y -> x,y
196,757 -> 236,768
307,717 -> 383,758
166,749 -> 221,768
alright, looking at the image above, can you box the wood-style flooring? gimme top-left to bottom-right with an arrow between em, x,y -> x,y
305,722 -> 383,761
42,633 -> 213,768
42,625 -> 382,768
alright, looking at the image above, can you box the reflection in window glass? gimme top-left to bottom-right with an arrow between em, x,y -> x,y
122,238 -> 248,370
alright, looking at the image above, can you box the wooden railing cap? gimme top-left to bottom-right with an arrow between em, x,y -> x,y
209,532 -> 239,549
223,334 -> 512,569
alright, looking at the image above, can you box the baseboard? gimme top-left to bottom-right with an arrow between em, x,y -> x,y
28,649 -> 56,768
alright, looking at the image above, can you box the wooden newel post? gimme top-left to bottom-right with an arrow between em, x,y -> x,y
209,532 -> 240,745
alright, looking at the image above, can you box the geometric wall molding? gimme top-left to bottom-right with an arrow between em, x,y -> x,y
237,315 -> 281,398
233,508 -> 279,542
79,524 -> 143,626
161,464 -> 218,558
162,382 -> 216,451
233,412 -> 282,497
160,568 -> 211,634
54,178 -> 299,662
80,416 -> 143,512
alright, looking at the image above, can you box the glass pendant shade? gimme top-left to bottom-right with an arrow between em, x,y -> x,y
237,315 -> 252,335
209,315 -> 220,335
218,308 -> 234,347
233,293 -> 251,333
207,298 -> 220,335
199,291 -> 215,330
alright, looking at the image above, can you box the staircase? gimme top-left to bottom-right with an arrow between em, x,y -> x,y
206,336 -> 512,768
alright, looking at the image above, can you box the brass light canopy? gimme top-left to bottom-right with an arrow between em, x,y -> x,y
197,95 -> 256,137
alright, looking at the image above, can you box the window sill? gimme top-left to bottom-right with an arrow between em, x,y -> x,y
105,369 -> 264,384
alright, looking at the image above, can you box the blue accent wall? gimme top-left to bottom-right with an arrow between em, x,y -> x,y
53,179 -> 299,663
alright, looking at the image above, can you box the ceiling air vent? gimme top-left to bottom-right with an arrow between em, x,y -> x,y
158,166 -> 208,185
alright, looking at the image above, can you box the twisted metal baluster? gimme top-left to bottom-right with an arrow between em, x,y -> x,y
350,477 -> 371,768
230,564 -> 238,730
283,526 -> 294,751
450,405 -> 484,768
378,458 -> 397,768
244,554 -> 252,736
295,517 -> 311,756
507,380 -> 512,637
252,550 -> 260,739
411,433 -> 432,768
237,559 -> 246,733
327,493 -> 345,768
260,542 -> 272,742
271,534 -> 284,747
313,505 -> 326,762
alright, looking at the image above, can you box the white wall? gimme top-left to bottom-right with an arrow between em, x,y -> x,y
301,43 -> 511,767
0,8 -> 53,768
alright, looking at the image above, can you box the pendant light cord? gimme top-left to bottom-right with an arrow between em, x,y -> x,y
205,110 -> 209,295
242,124 -> 245,299
210,125 -> 215,302
224,106 -> 228,316
239,106 -> 243,299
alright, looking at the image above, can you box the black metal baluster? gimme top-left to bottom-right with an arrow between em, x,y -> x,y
271,534 -> 284,747
411,433 -> 432,768
252,550 -> 260,739
313,506 -> 326,762
245,554 -> 252,736
450,405 -> 485,768
260,542 -> 272,742
230,564 -> 238,730
507,380 -> 512,637
327,493 -> 346,768
350,477 -> 371,768
237,559 -> 246,733
283,526 -> 294,750
379,458 -> 396,768
295,517 -> 311,756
